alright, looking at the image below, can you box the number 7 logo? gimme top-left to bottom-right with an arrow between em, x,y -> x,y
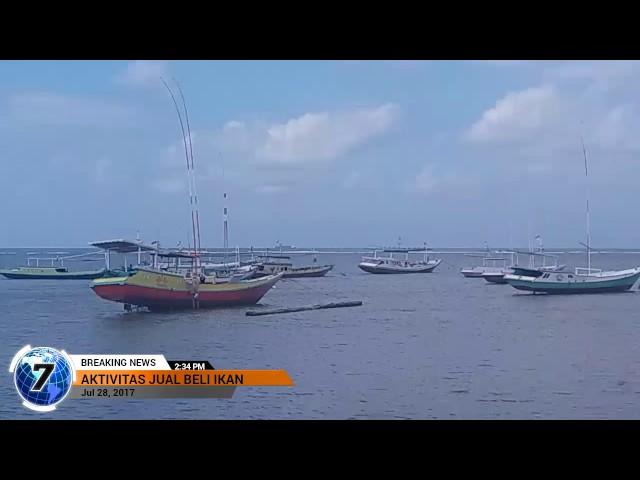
32,364 -> 55,392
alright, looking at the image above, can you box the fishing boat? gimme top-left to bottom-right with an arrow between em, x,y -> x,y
252,255 -> 333,278
481,246 -> 566,285
461,256 -> 507,278
358,247 -> 442,274
0,251 -> 107,280
91,265 -> 281,311
89,81 -> 281,310
0,266 -> 106,280
504,136 -> 640,294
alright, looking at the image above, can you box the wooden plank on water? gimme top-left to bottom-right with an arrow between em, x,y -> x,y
246,300 -> 363,316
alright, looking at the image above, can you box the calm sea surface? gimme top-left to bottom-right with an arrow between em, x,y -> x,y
2,248 -> 640,419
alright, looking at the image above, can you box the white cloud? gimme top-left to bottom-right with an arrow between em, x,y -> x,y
466,85 -> 562,143
259,104 -> 398,164
216,104 -> 399,166
6,92 -> 135,127
115,61 -> 169,88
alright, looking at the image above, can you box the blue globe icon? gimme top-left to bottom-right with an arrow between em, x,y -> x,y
14,347 -> 73,408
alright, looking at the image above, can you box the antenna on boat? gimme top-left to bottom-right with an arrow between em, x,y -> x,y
580,132 -> 592,274
160,77 -> 200,275
222,168 -> 229,265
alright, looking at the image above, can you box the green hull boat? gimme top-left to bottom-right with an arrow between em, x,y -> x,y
0,266 -> 107,280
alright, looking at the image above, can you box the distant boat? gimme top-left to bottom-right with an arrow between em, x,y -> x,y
358,246 -> 442,274
0,266 -> 106,280
481,244 -> 566,285
252,255 -> 333,278
504,135 -> 640,294
461,256 -> 507,278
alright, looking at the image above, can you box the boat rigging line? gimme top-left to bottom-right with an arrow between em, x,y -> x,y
160,77 -> 201,276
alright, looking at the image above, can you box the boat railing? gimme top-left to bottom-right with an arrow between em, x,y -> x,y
575,267 -> 602,276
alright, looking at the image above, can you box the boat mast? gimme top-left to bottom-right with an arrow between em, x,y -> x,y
223,171 -> 229,265
175,80 -> 202,273
161,78 -> 201,275
581,134 -> 591,274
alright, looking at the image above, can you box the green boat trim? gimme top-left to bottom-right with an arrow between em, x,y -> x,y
504,268 -> 640,294
0,266 -> 107,280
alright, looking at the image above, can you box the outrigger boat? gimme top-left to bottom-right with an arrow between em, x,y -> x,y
358,247 -> 442,274
89,242 -> 281,311
0,251 -> 106,280
461,256 -> 508,278
504,136 -> 640,294
0,266 -> 106,280
481,247 -> 566,285
251,255 -> 333,278
89,81 -> 281,311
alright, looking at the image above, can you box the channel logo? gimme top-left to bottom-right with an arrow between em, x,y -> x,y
9,345 -> 75,412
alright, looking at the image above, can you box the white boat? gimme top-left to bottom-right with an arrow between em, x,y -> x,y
481,244 -> 565,284
461,256 -> 507,278
504,136 -> 640,294
358,247 -> 442,274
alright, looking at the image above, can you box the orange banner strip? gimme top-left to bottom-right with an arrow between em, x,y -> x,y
73,370 -> 294,387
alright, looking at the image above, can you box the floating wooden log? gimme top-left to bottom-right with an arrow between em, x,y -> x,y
246,300 -> 363,316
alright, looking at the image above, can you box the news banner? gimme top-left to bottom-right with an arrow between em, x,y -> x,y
9,345 -> 294,412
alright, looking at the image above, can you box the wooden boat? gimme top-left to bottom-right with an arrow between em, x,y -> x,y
504,268 -> 640,294
91,267 -> 282,311
504,136 -> 640,294
88,240 -> 282,310
90,81 -> 285,311
0,266 -> 106,280
481,248 -> 565,284
461,256 -> 507,278
252,255 -> 333,278
358,247 -> 442,274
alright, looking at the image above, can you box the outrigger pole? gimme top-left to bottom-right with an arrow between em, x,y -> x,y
160,77 -> 201,275
174,79 -> 202,268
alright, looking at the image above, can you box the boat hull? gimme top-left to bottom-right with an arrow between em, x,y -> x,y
91,269 -> 282,310
461,266 -> 504,278
482,272 -> 508,284
504,269 -> 640,294
254,264 -> 333,279
0,268 -> 106,280
358,260 -> 441,274
282,265 -> 333,278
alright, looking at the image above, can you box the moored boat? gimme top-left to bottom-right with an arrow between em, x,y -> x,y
358,247 -> 442,274
252,255 -> 333,278
91,267 -> 282,311
504,268 -> 640,294
0,266 -> 107,280
504,135 -> 640,295
461,256 -> 507,278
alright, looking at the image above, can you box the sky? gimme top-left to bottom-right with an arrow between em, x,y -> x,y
1,60 -> 640,248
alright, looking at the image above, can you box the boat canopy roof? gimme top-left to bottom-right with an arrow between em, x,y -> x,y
90,239 -> 157,253
157,251 -> 196,259
383,248 -> 428,253
511,250 -> 559,258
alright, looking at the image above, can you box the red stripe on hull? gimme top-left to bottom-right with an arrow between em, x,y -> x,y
92,281 -> 276,310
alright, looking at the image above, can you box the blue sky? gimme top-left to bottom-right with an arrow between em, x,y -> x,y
1,60 -> 639,248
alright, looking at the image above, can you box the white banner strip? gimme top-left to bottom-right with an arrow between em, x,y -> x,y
70,355 -> 170,370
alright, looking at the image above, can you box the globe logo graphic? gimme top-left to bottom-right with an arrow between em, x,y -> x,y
13,346 -> 73,411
